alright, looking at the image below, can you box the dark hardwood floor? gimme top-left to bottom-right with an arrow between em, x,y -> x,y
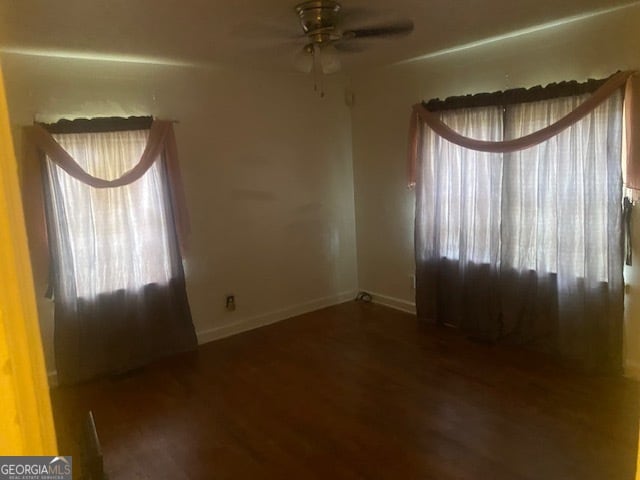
51,301 -> 639,479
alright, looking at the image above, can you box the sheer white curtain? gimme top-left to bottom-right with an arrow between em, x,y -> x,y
415,91 -> 624,371
503,93 -> 621,280
46,130 -> 173,301
418,106 -> 503,267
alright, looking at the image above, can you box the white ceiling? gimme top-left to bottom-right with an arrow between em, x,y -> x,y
0,0 -> 635,72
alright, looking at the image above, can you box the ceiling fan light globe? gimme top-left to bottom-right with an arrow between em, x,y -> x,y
320,44 -> 341,74
294,49 -> 313,73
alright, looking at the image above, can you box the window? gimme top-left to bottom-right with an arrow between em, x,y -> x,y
27,117 -> 197,384
412,75 -> 626,372
417,91 -> 622,282
45,129 -> 175,299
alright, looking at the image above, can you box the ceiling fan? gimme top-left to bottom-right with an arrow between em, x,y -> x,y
292,0 -> 414,96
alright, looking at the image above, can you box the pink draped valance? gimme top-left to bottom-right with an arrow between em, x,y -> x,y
27,121 -> 172,188
407,70 -> 639,189
21,120 -> 190,298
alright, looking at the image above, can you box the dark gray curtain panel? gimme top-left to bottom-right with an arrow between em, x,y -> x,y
415,91 -> 624,373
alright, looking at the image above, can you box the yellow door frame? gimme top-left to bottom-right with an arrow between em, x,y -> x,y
0,64 -> 57,454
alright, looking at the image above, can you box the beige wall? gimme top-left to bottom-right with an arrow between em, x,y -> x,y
350,4 -> 640,374
2,54 -> 359,374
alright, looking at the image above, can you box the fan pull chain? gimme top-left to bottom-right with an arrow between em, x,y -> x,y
312,43 -> 325,98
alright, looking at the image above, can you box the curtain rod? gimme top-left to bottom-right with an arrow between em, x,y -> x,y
422,74 -> 612,112
33,115 -> 180,123
37,116 -> 180,134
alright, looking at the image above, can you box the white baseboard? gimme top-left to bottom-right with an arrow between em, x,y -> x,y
624,361 -> 640,380
366,291 -> 416,315
196,290 -> 358,345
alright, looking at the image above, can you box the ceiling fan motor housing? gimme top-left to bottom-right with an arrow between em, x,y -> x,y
295,0 -> 341,44
292,0 -> 415,78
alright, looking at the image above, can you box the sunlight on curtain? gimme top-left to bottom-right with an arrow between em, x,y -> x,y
504,93 -> 621,281
418,106 -> 503,265
46,130 -> 173,300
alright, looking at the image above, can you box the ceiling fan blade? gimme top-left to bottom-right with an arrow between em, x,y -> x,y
342,20 -> 414,40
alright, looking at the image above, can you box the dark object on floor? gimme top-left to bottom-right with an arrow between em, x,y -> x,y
355,291 -> 372,302
82,411 -> 107,480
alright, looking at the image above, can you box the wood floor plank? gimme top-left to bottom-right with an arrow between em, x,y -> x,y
51,302 -> 639,479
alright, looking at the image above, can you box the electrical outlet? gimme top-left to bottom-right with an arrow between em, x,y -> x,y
225,295 -> 236,311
